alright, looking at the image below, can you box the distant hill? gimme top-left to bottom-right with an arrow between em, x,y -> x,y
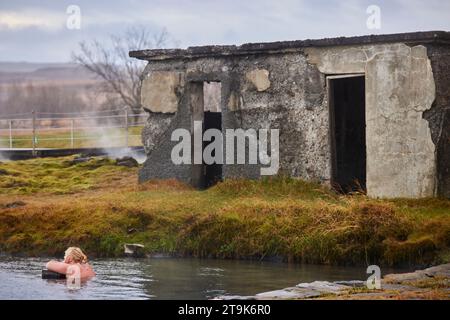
0,62 -> 98,84
0,62 -> 74,73
0,62 -> 106,116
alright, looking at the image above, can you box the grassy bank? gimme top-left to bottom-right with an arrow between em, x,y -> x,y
0,156 -> 449,266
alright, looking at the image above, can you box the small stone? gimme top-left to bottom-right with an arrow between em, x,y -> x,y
1,201 -> 26,209
124,243 -> 145,258
127,228 -> 138,234
67,156 -> 92,165
115,156 -> 139,167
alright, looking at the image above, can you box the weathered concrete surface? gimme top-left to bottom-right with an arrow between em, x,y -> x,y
130,31 -> 450,61
306,44 -> 436,198
141,71 -> 183,113
245,69 -> 271,92
426,45 -> 450,198
137,53 -> 330,185
141,112 -> 174,154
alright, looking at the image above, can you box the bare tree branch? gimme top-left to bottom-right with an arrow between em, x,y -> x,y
72,26 -> 172,122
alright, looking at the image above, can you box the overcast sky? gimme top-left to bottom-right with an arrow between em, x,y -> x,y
0,0 -> 449,63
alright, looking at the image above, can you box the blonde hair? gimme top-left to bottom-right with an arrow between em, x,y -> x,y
64,247 -> 88,264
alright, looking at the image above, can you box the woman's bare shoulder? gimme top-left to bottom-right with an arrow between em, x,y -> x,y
46,260 -> 70,274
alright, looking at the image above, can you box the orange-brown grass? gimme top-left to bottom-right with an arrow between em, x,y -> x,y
0,156 -> 449,266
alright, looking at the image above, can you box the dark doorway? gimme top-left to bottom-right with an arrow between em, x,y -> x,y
203,111 -> 222,188
190,82 -> 222,189
202,81 -> 222,188
328,75 -> 366,193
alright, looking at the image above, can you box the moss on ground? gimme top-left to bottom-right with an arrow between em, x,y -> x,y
0,156 -> 449,266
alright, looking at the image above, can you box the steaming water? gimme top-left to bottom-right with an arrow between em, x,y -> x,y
0,257 -> 411,300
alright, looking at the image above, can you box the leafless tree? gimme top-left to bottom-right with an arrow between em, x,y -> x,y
72,26 -> 172,123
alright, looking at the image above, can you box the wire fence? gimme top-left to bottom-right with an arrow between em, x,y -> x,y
0,108 -> 147,151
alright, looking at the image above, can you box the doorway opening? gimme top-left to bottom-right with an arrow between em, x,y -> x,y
203,81 -> 222,188
328,75 -> 366,193
190,81 -> 222,189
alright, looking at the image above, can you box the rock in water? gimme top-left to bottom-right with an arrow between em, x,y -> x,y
124,243 -> 145,258
42,269 -> 66,280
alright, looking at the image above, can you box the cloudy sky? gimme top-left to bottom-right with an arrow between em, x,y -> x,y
0,0 -> 449,62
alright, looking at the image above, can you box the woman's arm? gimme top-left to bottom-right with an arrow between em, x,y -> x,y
46,260 -> 70,275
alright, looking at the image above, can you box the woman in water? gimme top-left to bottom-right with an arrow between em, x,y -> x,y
46,247 -> 95,280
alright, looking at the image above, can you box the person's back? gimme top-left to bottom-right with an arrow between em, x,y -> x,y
46,247 -> 95,280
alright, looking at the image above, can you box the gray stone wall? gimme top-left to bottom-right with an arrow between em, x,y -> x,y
139,52 -> 330,185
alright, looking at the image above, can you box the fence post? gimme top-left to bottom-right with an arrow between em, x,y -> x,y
71,119 -> 75,149
125,108 -> 129,148
32,110 -> 36,156
9,120 -> 12,149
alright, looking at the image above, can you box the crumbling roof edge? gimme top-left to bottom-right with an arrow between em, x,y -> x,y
129,31 -> 450,61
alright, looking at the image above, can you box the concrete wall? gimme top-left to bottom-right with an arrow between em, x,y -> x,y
306,43 -> 436,198
425,44 -> 450,198
138,42 -> 446,198
139,52 -> 330,185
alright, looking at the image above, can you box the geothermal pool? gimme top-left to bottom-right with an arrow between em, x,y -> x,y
0,256 -> 410,299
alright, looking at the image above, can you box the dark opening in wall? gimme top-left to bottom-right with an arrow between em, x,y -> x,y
328,75 -> 366,193
191,81 -> 222,189
203,82 -> 222,188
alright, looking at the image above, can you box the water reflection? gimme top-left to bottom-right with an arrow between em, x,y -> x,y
0,256 -> 412,300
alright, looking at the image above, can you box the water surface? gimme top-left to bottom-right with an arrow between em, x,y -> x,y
0,257 -> 411,299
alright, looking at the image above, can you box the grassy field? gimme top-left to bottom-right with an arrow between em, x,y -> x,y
0,156 -> 449,267
0,126 -> 143,149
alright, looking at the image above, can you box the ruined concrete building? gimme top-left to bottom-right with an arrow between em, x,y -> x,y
130,31 -> 450,199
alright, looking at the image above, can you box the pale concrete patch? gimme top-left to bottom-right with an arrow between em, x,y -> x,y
141,71 -> 183,113
245,69 -> 271,92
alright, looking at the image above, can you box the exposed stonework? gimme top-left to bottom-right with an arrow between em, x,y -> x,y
141,71 -> 183,113
306,44 -> 437,198
245,69 -> 271,92
141,112 -> 174,154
